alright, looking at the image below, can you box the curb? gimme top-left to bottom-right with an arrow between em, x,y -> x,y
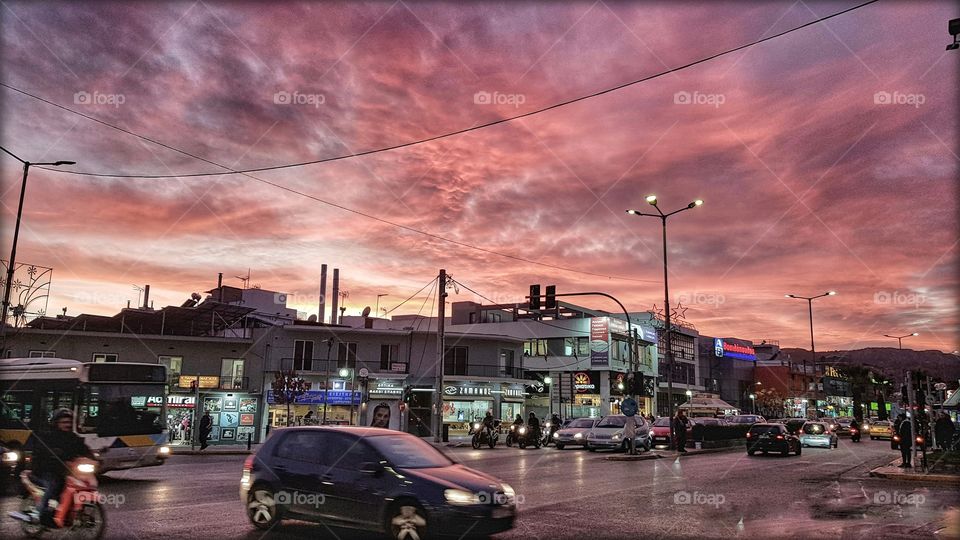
869,458 -> 960,486
604,453 -> 662,461
171,450 -> 252,455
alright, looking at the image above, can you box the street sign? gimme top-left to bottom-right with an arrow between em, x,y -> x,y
358,367 -> 369,378
621,397 -> 638,417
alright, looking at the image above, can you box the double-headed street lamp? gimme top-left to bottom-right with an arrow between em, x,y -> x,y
884,332 -> 919,350
785,291 -> 836,384
0,146 -> 75,340
626,195 -> 703,449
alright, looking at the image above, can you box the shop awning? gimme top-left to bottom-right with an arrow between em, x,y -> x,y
679,395 -> 739,411
942,390 -> 960,409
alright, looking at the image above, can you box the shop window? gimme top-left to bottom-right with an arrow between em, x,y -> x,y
221,358 -> 244,389
29,350 -> 56,358
92,353 -> 118,363
379,344 -> 397,371
444,346 -> 468,376
337,342 -> 358,369
294,340 -> 314,371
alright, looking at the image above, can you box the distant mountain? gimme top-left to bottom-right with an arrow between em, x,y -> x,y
781,347 -> 960,383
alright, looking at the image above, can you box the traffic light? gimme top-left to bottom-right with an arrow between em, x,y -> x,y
529,285 -> 541,310
402,385 -> 412,403
545,285 -> 556,309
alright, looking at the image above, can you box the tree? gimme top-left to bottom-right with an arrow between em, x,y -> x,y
272,370 -> 312,426
838,366 -> 873,421
755,388 -> 786,418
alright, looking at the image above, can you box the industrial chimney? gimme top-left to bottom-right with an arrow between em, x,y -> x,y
331,268 -> 339,325
319,264 -> 328,323
142,285 -> 150,310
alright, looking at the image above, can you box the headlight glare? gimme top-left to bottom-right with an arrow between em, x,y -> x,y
445,489 -> 480,506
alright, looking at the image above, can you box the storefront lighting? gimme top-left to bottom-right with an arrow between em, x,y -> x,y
338,368 -> 350,377
543,376 -> 552,385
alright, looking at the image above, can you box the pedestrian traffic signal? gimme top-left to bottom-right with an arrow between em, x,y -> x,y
545,285 -> 556,309
529,285 -> 541,310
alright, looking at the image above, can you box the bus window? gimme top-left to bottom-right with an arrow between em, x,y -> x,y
79,384 -> 164,436
1,391 -> 34,429
37,390 -> 75,426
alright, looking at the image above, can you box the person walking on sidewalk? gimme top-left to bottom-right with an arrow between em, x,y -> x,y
199,411 -> 213,451
674,410 -> 690,453
624,414 -> 639,455
897,417 -> 913,468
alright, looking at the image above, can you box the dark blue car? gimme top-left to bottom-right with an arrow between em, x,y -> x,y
240,426 -> 517,539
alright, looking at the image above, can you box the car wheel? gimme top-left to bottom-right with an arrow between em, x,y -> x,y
556,442 -> 565,450
747,450 -> 755,456
587,444 -> 596,452
247,486 -> 282,530
519,440 -> 526,449
796,445 -> 802,456
387,501 -> 430,540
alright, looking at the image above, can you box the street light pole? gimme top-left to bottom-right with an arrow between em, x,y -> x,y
785,291 -> 836,410
627,196 -> 702,450
0,146 -> 75,347
884,332 -> 918,350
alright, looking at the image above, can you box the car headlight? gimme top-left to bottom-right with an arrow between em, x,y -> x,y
76,462 -> 96,474
501,483 -> 515,501
159,446 -> 171,455
552,432 -> 559,438
445,489 -> 480,506
573,433 -> 583,439
2,450 -> 19,463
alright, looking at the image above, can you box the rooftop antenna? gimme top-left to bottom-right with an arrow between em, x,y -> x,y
132,284 -> 144,307
235,269 -> 251,289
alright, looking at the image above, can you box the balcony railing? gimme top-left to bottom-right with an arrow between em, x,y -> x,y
170,375 -> 250,391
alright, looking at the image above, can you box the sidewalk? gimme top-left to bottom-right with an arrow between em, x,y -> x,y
869,458 -> 960,486
169,443 -> 261,455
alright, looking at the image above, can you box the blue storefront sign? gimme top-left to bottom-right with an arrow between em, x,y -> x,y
266,390 -> 362,405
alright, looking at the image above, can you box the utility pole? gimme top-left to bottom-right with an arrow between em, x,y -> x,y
906,371 -> 918,469
433,270 -> 447,443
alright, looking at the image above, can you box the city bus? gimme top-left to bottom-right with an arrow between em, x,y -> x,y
0,357 -> 171,472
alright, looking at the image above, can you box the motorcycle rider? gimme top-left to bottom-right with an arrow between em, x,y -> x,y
850,417 -> 861,442
482,411 -> 496,439
546,413 -> 562,444
527,412 -> 541,441
28,408 -> 94,527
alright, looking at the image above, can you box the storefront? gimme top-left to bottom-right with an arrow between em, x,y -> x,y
499,384 -> 526,421
266,389 -> 362,427
818,396 -> 853,417
198,390 -> 262,445
442,381 -> 495,437
608,372 -> 655,416
523,372 -> 550,419
570,371 -> 602,419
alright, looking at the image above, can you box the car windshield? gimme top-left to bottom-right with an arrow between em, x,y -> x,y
366,434 -> 455,469
654,418 -> 671,427
596,416 -> 626,428
694,418 -> 719,425
567,419 -> 595,429
802,423 -> 827,434
731,416 -> 758,424
749,425 -> 782,435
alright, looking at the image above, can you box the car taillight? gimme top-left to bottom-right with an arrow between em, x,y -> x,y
746,432 -> 752,438
775,435 -> 784,440
916,437 -> 924,444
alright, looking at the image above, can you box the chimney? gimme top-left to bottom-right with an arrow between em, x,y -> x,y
319,264 -> 328,323
331,268 -> 339,325
142,284 -> 150,309
216,273 -> 223,302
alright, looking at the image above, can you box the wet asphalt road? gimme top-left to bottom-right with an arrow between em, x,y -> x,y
1,437 -> 957,540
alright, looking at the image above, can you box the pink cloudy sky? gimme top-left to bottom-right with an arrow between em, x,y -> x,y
1,1 -> 956,352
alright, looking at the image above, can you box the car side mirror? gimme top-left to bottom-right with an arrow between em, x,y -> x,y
360,461 -> 384,476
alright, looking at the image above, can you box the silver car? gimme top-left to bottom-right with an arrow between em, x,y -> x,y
552,418 -> 598,449
799,421 -> 838,448
585,415 -> 651,452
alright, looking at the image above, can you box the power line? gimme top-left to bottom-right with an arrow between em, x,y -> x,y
6,0 -> 877,180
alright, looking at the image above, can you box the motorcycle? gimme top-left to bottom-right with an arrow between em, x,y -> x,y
9,457 -> 106,539
517,424 -> 542,449
541,422 -> 559,447
470,421 -> 499,449
850,427 -> 861,443
505,424 -> 523,447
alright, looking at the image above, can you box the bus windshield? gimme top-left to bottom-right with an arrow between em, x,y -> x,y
78,383 -> 165,436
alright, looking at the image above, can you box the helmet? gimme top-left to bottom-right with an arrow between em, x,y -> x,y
52,408 -> 74,422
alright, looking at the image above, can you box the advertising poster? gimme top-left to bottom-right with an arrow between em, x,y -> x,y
239,413 -> 255,426
365,400 -> 400,429
223,398 -> 238,411
238,398 -> 257,413
203,397 -> 223,413
237,426 -> 255,441
590,317 -> 609,366
220,411 -> 239,428
221,428 -> 236,440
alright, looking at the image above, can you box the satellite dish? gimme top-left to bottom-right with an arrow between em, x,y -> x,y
307,314 -> 317,322
361,306 -> 372,317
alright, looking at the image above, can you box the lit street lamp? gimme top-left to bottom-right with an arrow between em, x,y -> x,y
627,195 -> 702,450
785,291 -> 836,381
544,376 -> 553,417
0,146 -> 75,340
685,389 -> 693,403
884,332 -> 919,350
749,393 -> 756,414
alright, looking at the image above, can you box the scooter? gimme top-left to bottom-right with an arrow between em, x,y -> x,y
469,421 -> 499,449
850,427 -> 861,443
505,424 -> 522,447
9,457 -> 106,539
541,422 -> 559,447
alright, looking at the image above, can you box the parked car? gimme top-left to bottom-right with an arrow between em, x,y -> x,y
866,419 -> 894,440
552,417 -> 598,450
650,417 -> 673,448
585,415 -> 651,452
726,414 -> 766,426
799,421 -> 838,449
241,427 -> 517,539
746,423 -> 802,456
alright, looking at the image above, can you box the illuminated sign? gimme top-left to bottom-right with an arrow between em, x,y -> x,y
442,383 -> 493,397
573,372 -> 598,393
714,339 -> 756,361
167,395 -> 196,408
178,375 -> 220,389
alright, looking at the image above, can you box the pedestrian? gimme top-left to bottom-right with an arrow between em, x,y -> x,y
303,410 -> 315,426
199,411 -> 213,450
624,414 -> 639,455
674,410 -> 690,453
935,413 -> 955,451
897,416 -> 912,468
180,415 -> 191,442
